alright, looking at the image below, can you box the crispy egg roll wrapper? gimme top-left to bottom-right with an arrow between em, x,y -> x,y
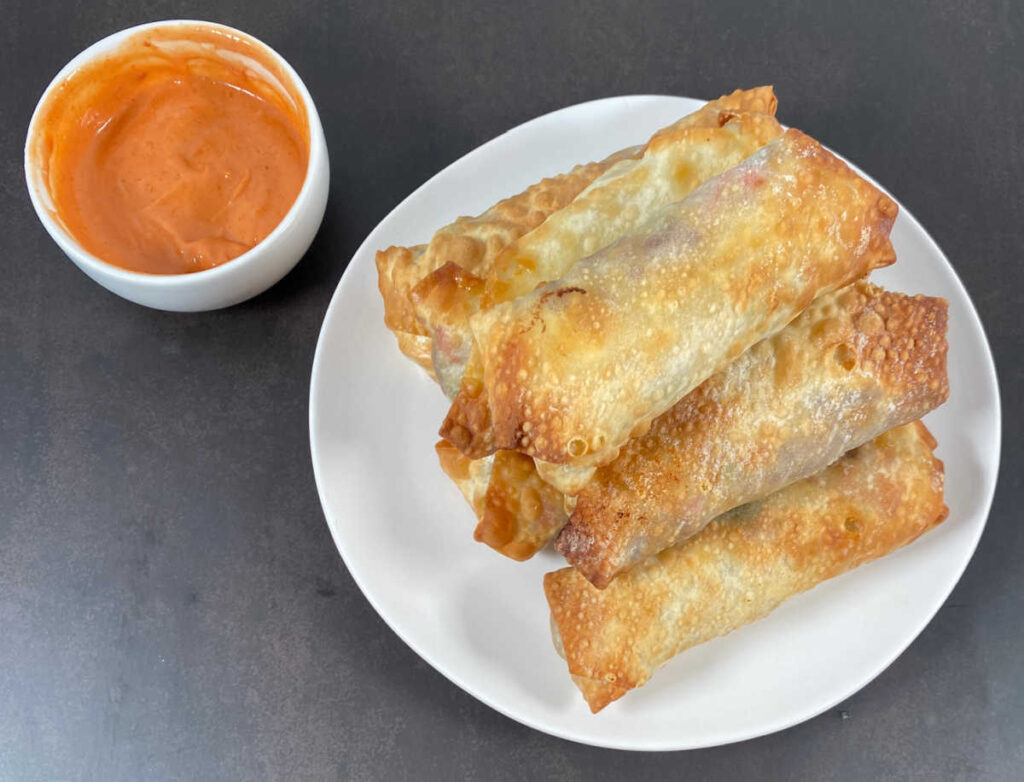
451,129 -> 898,466
420,88 -> 781,397
557,282 -> 950,586
376,245 -> 436,375
545,421 -> 948,713
435,442 -> 567,561
488,95 -> 780,304
376,150 -> 640,372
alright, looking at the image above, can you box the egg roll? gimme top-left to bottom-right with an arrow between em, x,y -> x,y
418,88 -> 781,396
447,129 -> 898,466
545,421 -> 948,713
557,282 -> 949,587
435,442 -> 567,561
376,152 -> 638,373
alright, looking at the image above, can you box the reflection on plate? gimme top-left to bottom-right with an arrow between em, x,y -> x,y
309,96 -> 1000,750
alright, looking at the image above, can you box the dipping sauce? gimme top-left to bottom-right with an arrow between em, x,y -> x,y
33,24 -> 309,274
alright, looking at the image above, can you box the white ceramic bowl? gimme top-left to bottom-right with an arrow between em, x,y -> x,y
24,20 -> 329,311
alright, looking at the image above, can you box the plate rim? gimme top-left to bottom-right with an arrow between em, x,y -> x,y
308,94 -> 1002,751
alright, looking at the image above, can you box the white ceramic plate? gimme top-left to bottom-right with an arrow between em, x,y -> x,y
309,96 -> 1001,750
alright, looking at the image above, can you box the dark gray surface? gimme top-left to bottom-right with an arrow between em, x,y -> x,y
1,0 -> 1020,779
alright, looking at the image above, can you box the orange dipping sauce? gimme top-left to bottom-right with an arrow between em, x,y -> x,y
33,24 -> 309,274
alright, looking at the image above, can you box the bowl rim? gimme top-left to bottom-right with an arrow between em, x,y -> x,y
23,18 -> 325,287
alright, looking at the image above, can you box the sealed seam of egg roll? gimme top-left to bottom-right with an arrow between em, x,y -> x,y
557,282 -> 950,587
544,421 -> 948,713
376,149 -> 639,373
435,442 -> 566,561
452,129 -> 899,467
419,87 -> 781,397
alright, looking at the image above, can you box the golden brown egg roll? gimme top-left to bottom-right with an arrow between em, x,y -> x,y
419,88 -> 781,396
435,442 -> 567,561
376,153 -> 638,372
557,282 -> 949,587
486,94 -> 780,305
544,421 -> 948,713
448,129 -> 898,467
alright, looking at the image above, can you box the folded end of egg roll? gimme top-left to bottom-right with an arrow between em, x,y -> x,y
411,263 -> 487,398
640,86 -> 778,157
376,245 -> 438,373
435,442 -> 566,560
713,84 -> 778,116
439,373 -> 498,459
393,332 -> 438,380
544,421 -> 947,712
548,617 -> 629,713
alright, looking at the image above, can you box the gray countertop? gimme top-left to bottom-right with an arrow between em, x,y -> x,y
2,1 -> 1021,779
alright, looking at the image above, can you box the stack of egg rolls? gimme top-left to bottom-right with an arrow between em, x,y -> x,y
375,87 -> 951,711
445,128 -> 899,470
